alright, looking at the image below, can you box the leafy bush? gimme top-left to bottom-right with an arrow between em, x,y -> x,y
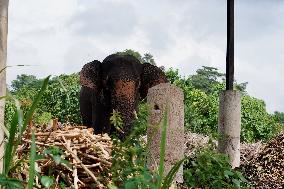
241,95 -> 280,142
110,102 -> 152,187
184,147 -> 250,189
34,112 -> 52,125
5,73 -> 81,125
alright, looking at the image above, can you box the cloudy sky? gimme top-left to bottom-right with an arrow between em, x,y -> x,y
6,0 -> 284,113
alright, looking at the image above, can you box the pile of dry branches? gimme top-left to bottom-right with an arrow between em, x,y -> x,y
12,123 -> 113,188
241,132 -> 284,188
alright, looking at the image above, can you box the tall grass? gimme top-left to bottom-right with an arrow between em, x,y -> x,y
0,76 -> 50,188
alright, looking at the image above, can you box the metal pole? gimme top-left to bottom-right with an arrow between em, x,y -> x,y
226,0 -> 234,90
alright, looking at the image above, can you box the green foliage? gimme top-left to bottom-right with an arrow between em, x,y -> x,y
116,49 -> 156,65
0,174 -> 23,189
0,76 -> 50,189
35,112 -> 52,125
184,148 -> 250,189
241,96 -> 280,142
117,49 -> 143,63
110,109 -> 124,134
190,66 -> 225,94
165,68 -> 279,143
27,132 -> 36,189
39,73 -> 81,124
5,73 -> 81,125
273,111 -> 284,125
11,74 -> 42,93
40,176 -> 54,188
111,103 -> 151,187
142,53 -> 156,65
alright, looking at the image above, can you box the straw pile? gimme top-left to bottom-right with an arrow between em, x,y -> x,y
12,123 -> 113,189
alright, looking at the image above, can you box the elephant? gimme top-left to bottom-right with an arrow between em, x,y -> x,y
79,54 -> 168,140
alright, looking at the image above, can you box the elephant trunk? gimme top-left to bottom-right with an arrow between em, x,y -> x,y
111,80 -> 139,140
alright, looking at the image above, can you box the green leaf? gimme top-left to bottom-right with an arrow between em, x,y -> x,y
232,179 -> 241,188
224,170 -> 234,178
60,159 -> 72,168
27,131 -> 36,189
4,110 -> 21,175
161,157 -> 187,189
0,174 -> 24,189
22,76 -> 50,136
53,155 -> 62,165
41,176 -> 54,188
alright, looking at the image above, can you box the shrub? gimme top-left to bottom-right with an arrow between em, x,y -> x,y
184,147 -> 250,189
241,95 -> 280,142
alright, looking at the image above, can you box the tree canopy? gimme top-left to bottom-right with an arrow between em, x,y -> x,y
116,49 -> 156,65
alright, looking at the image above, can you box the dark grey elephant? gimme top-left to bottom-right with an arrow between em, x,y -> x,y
79,54 -> 168,140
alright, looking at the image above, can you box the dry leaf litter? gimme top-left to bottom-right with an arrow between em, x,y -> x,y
241,132 -> 284,188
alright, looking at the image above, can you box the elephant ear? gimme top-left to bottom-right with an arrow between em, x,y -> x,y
79,60 -> 102,91
140,63 -> 168,99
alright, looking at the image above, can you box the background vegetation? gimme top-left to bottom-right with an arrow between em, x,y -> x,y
5,49 -> 283,143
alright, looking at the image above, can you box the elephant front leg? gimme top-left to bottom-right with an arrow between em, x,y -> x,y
80,86 -> 94,127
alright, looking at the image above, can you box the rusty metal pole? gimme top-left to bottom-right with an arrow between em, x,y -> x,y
218,0 -> 241,168
226,0 -> 234,90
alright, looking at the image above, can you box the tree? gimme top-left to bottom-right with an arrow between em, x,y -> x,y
189,66 -> 247,94
116,49 -> 143,63
116,49 -> 156,65
190,66 -> 225,94
142,53 -> 156,65
11,74 -> 42,92
273,111 -> 284,125
0,0 -> 9,172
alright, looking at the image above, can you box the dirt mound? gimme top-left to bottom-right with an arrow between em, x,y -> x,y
12,125 -> 112,189
241,133 -> 284,188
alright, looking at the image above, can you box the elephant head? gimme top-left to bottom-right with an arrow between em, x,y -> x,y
79,54 -> 168,140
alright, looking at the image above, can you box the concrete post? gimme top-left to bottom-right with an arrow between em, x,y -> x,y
147,83 -> 184,183
0,0 -> 9,173
218,90 -> 241,168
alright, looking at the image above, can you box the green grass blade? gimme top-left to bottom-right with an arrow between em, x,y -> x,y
21,76 -> 50,136
161,157 -> 187,189
0,174 -> 24,189
4,111 -> 19,175
27,131 -> 36,189
0,65 -> 33,74
158,107 -> 168,188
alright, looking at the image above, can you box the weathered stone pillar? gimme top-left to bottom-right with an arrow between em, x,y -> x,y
0,0 -> 9,173
147,83 -> 184,183
218,90 -> 241,168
